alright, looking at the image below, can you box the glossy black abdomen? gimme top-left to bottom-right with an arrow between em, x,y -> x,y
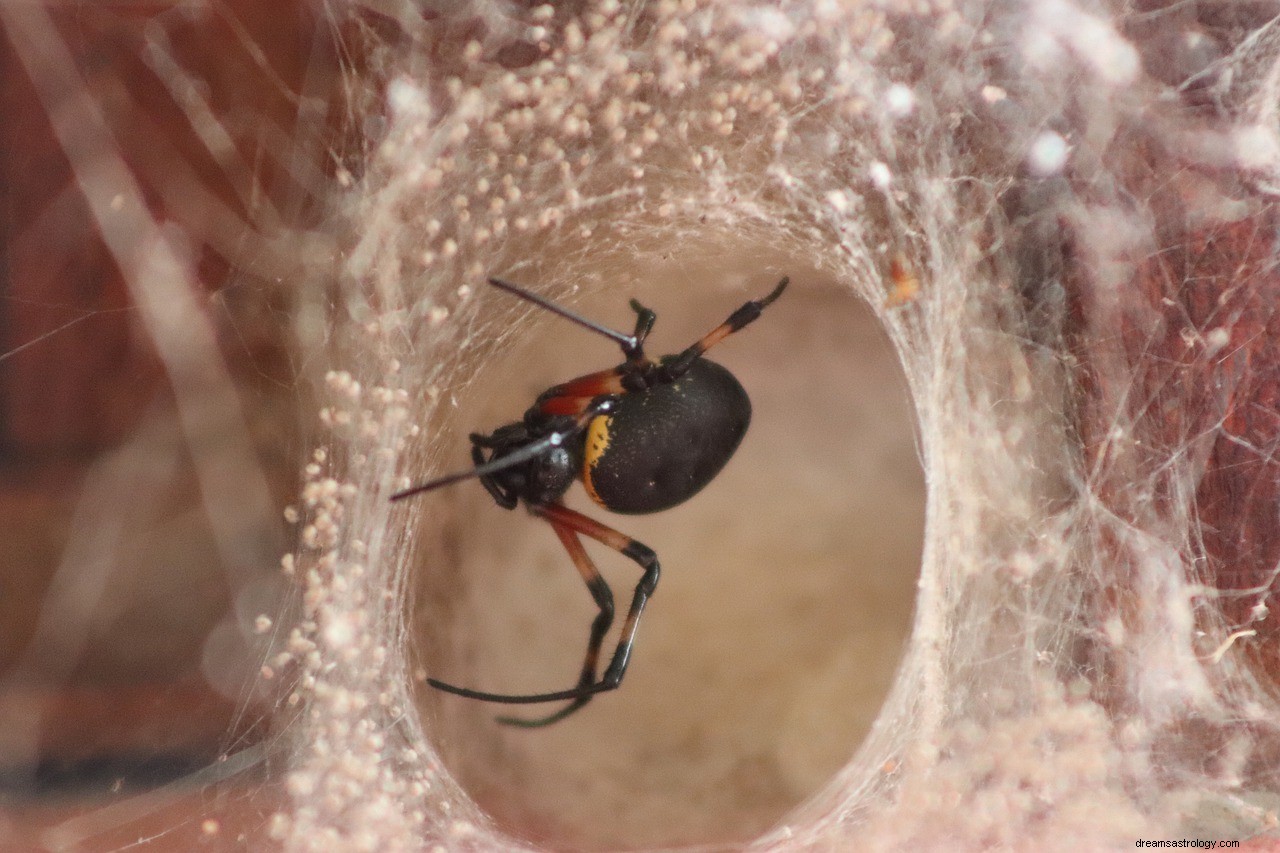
582,358 -> 751,514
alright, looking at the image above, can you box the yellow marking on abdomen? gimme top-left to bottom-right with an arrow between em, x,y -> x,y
582,414 -> 613,506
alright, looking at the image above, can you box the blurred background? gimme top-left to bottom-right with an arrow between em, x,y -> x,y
0,1 -> 323,844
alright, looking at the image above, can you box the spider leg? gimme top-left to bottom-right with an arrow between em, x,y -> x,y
470,422 -> 530,448
495,518 -> 615,727
425,502 -> 659,722
531,503 -> 659,694
659,276 -> 789,381
471,443 -> 517,509
391,424 -> 584,502
533,368 -> 627,416
627,298 -> 656,362
488,277 -> 645,358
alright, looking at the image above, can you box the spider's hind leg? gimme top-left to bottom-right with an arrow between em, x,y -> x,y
496,517 -> 616,727
425,501 -> 660,727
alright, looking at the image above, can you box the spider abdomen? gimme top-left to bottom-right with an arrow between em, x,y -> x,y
581,359 -> 752,514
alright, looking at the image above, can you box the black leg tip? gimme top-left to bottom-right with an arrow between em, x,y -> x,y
762,276 -> 789,305
495,703 -> 586,728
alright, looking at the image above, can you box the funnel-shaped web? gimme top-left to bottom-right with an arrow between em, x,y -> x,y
7,0 -> 1280,850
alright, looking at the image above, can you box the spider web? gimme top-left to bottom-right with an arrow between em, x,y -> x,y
8,0 -> 1280,850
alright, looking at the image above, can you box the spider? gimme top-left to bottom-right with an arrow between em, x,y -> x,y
393,275 -> 788,726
